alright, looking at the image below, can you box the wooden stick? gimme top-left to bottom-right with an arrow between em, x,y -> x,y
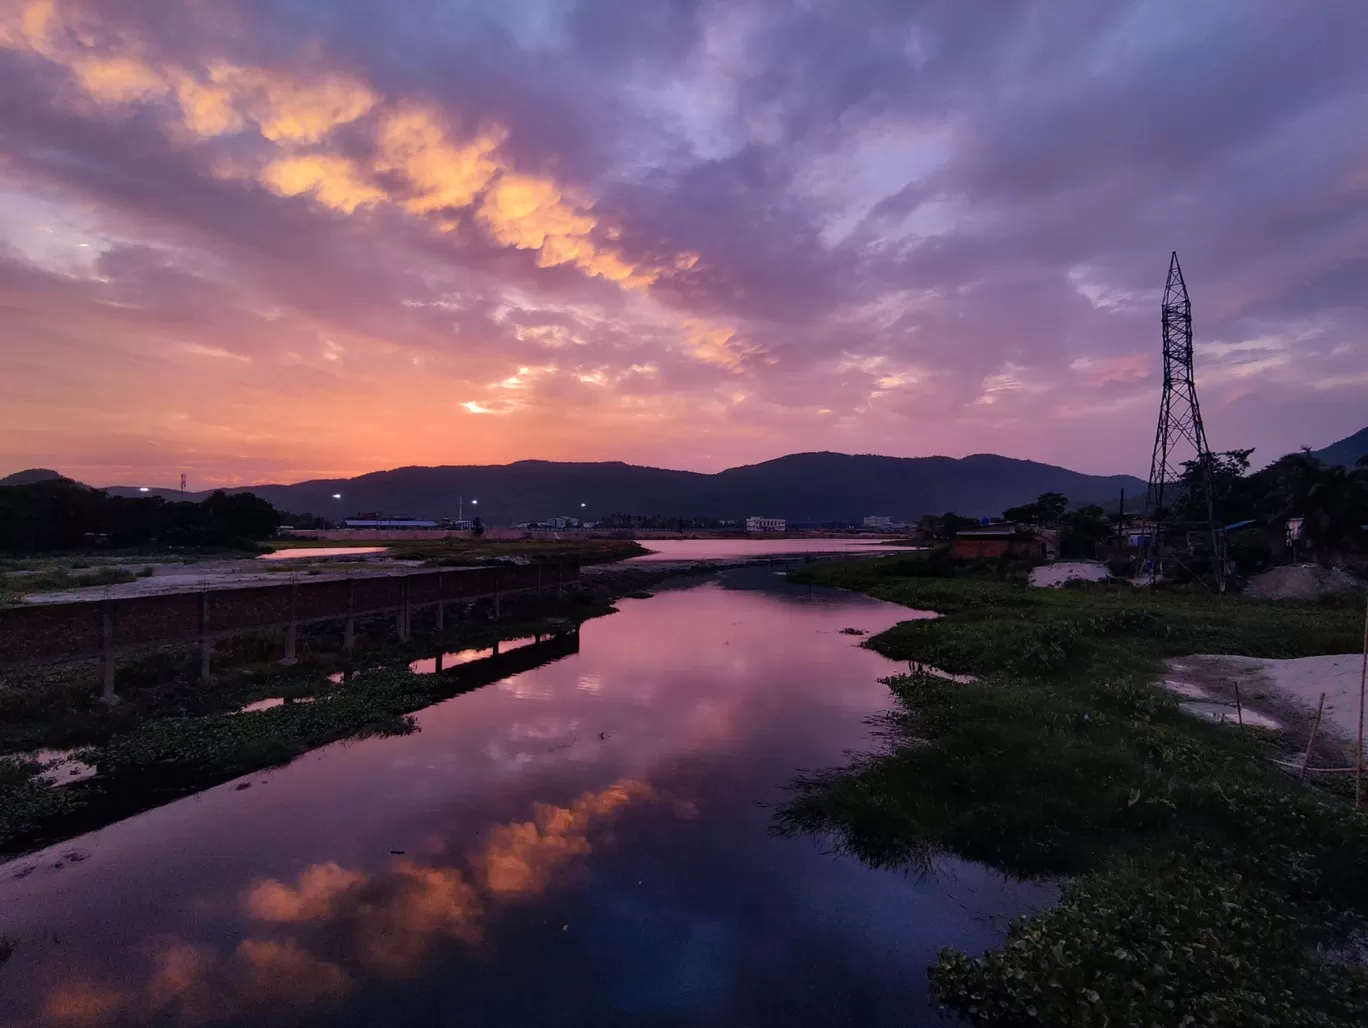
1233,678 -> 1243,727
1302,692 -> 1326,780
1273,760 -> 1360,774
1357,590 -> 1368,809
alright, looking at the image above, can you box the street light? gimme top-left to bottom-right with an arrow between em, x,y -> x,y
138,487 -> 149,493
331,493 -> 342,500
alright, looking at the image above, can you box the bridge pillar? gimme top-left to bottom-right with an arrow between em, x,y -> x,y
281,584 -> 299,666
344,578 -> 355,654
100,599 -> 117,705
199,591 -> 212,682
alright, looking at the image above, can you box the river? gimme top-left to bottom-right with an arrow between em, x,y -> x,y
0,567 -> 1045,1027
628,537 -> 912,562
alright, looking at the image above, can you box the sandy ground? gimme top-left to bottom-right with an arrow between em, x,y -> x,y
22,555 -> 426,603
1167,653 -> 1368,750
1029,561 -> 1112,588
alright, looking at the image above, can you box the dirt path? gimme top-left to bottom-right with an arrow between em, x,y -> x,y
1166,653 -> 1367,761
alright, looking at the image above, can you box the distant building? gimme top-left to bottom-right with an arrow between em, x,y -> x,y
550,516 -> 581,529
343,518 -> 438,529
745,516 -> 786,533
950,524 -> 1057,560
862,516 -> 893,528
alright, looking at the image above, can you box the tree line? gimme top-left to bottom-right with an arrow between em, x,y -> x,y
0,478 -> 281,552
928,449 -> 1368,566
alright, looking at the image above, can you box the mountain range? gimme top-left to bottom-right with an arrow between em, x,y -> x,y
108,452 -> 1146,524
1311,426 -> 1368,470
6,424 -> 1365,524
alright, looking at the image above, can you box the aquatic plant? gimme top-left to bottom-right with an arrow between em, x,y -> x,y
781,557 -> 1368,1026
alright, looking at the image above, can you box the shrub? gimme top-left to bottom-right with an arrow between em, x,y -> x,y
933,864 -> 1368,1027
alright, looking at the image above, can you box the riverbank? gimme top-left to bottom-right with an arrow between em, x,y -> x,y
4,538 -> 649,605
780,555 -> 1368,1026
0,590 -> 610,857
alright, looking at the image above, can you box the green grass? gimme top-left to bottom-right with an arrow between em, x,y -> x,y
778,555 -> 1368,1026
0,565 -> 139,606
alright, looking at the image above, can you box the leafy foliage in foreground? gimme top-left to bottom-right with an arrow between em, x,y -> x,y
0,757 -> 86,849
934,864 -> 1368,1028
780,556 -> 1368,1026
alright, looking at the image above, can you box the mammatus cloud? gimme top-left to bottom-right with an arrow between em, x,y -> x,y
39,780 -> 660,1026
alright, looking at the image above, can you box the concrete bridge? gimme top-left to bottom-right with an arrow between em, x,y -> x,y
0,561 -> 579,701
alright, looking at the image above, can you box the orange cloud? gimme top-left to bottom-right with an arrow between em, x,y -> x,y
235,779 -> 653,979
237,938 -> 351,1005
373,107 -> 505,214
355,858 -> 486,974
41,980 -> 128,1028
0,1 -> 676,293
245,860 -> 366,921
208,61 -> 375,144
28,779 -> 675,1024
680,318 -> 758,369
260,153 -> 386,213
474,779 -> 650,894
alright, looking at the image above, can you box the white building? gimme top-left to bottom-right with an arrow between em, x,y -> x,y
745,516 -> 786,533
862,516 -> 893,528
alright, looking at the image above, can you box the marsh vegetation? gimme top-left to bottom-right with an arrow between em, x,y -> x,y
780,555 -> 1368,1026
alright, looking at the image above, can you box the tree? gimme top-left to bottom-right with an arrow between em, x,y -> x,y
1036,492 -> 1069,524
1176,448 -> 1254,525
939,513 -> 979,538
471,516 -> 485,538
1060,504 -> 1110,558
1002,502 -> 1041,524
1261,451 -> 1368,553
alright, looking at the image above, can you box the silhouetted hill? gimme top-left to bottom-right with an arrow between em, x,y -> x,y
1311,426 -> 1368,468
0,468 -> 66,486
106,452 -> 1146,524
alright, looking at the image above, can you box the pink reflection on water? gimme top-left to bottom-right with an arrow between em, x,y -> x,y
0,576 -> 959,1027
628,538 -> 915,562
408,637 -> 537,674
259,547 -> 387,560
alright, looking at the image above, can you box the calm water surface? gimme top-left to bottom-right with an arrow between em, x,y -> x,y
629,537 -> 911,562
259,547 -> 388,560
0,569 -> 1043,1027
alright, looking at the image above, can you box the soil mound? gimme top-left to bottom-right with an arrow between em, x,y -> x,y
1243,564 -> 1364,601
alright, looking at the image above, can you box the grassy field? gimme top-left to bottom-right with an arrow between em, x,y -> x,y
780,555 -> 1368,1027
0,563 -> 157,606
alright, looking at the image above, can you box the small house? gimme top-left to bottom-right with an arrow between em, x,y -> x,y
950,524 -> 1057,560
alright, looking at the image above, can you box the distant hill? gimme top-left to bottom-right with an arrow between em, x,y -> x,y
1311,426 -> 1368,468
0,468 -> 65,486
102,452 -> 1146,524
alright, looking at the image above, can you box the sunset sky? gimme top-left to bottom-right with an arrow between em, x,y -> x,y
1,1 -> 1366,488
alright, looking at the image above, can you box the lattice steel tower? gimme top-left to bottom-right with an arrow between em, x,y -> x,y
1144,252 -> 1223,587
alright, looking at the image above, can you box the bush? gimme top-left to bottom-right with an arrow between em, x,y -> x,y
933,864 -> 1368,1027
1229,527 -> 1273,575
